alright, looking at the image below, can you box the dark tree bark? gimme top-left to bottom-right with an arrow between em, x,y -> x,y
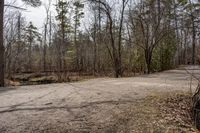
28,28 -> 33,72
43,24 -> 47,72
191,17 -> 196,65
117,0 -> 127,77
188,0 -> 196,65
89,0 -> 127,78
0,0 -> 5,87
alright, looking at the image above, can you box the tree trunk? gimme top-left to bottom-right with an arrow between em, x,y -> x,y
97,0 -> 101,72
145,50 -> 152,74
74,15 -> 79,71
49,13 -> 52,72
192,19 -> 196,65
117,0 -> 126,78
14,13 -> 21,73
184,29 -> 188,64
28,30 -> 32,72
0,0 -> 5,87
173,0 -> 180,65
114,58 -> 120,78
188,0 -> 196,65
43,24 -> 47,72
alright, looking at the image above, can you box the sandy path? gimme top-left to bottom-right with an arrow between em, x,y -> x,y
0,66 -> 199,132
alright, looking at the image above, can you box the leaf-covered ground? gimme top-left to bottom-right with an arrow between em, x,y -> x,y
103,91 -> 196,133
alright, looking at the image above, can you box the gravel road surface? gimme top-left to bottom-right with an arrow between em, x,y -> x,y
0,66 -> 199,133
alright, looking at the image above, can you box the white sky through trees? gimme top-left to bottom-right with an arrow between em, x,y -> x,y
5,0 -> 137,32
5,0 -> 56,29
5,0 -> 90,31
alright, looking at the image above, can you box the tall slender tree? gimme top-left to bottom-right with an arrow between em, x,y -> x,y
89,0 -> 128,77
24,22 -> 41,72
0,0 -> 41,87
73,0 -> 84,71
55,0 -> 71,81
0,0 -> 5,87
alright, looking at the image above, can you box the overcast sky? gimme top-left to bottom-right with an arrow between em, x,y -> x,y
5,0 -> 135,32
5,0 -> 92,32
5,0 -> 57,29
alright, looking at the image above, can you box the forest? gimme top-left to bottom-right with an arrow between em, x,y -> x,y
1,0 -> 200,132
0,0 -> 199,86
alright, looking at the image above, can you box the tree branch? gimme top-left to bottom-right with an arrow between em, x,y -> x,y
4,4 -> 27,10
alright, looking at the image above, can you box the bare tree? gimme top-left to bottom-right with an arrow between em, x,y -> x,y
0,0 -> 41,86
89,0 -> 128,77
132,0 -> 169,74
0,0 -> 5,86
188,0 -> 196,65
43,0 -> 52,73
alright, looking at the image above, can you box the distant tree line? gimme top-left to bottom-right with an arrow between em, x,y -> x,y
0,0 -> 200,86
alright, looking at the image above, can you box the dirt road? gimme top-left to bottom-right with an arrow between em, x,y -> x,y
0,66 -> 199,133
